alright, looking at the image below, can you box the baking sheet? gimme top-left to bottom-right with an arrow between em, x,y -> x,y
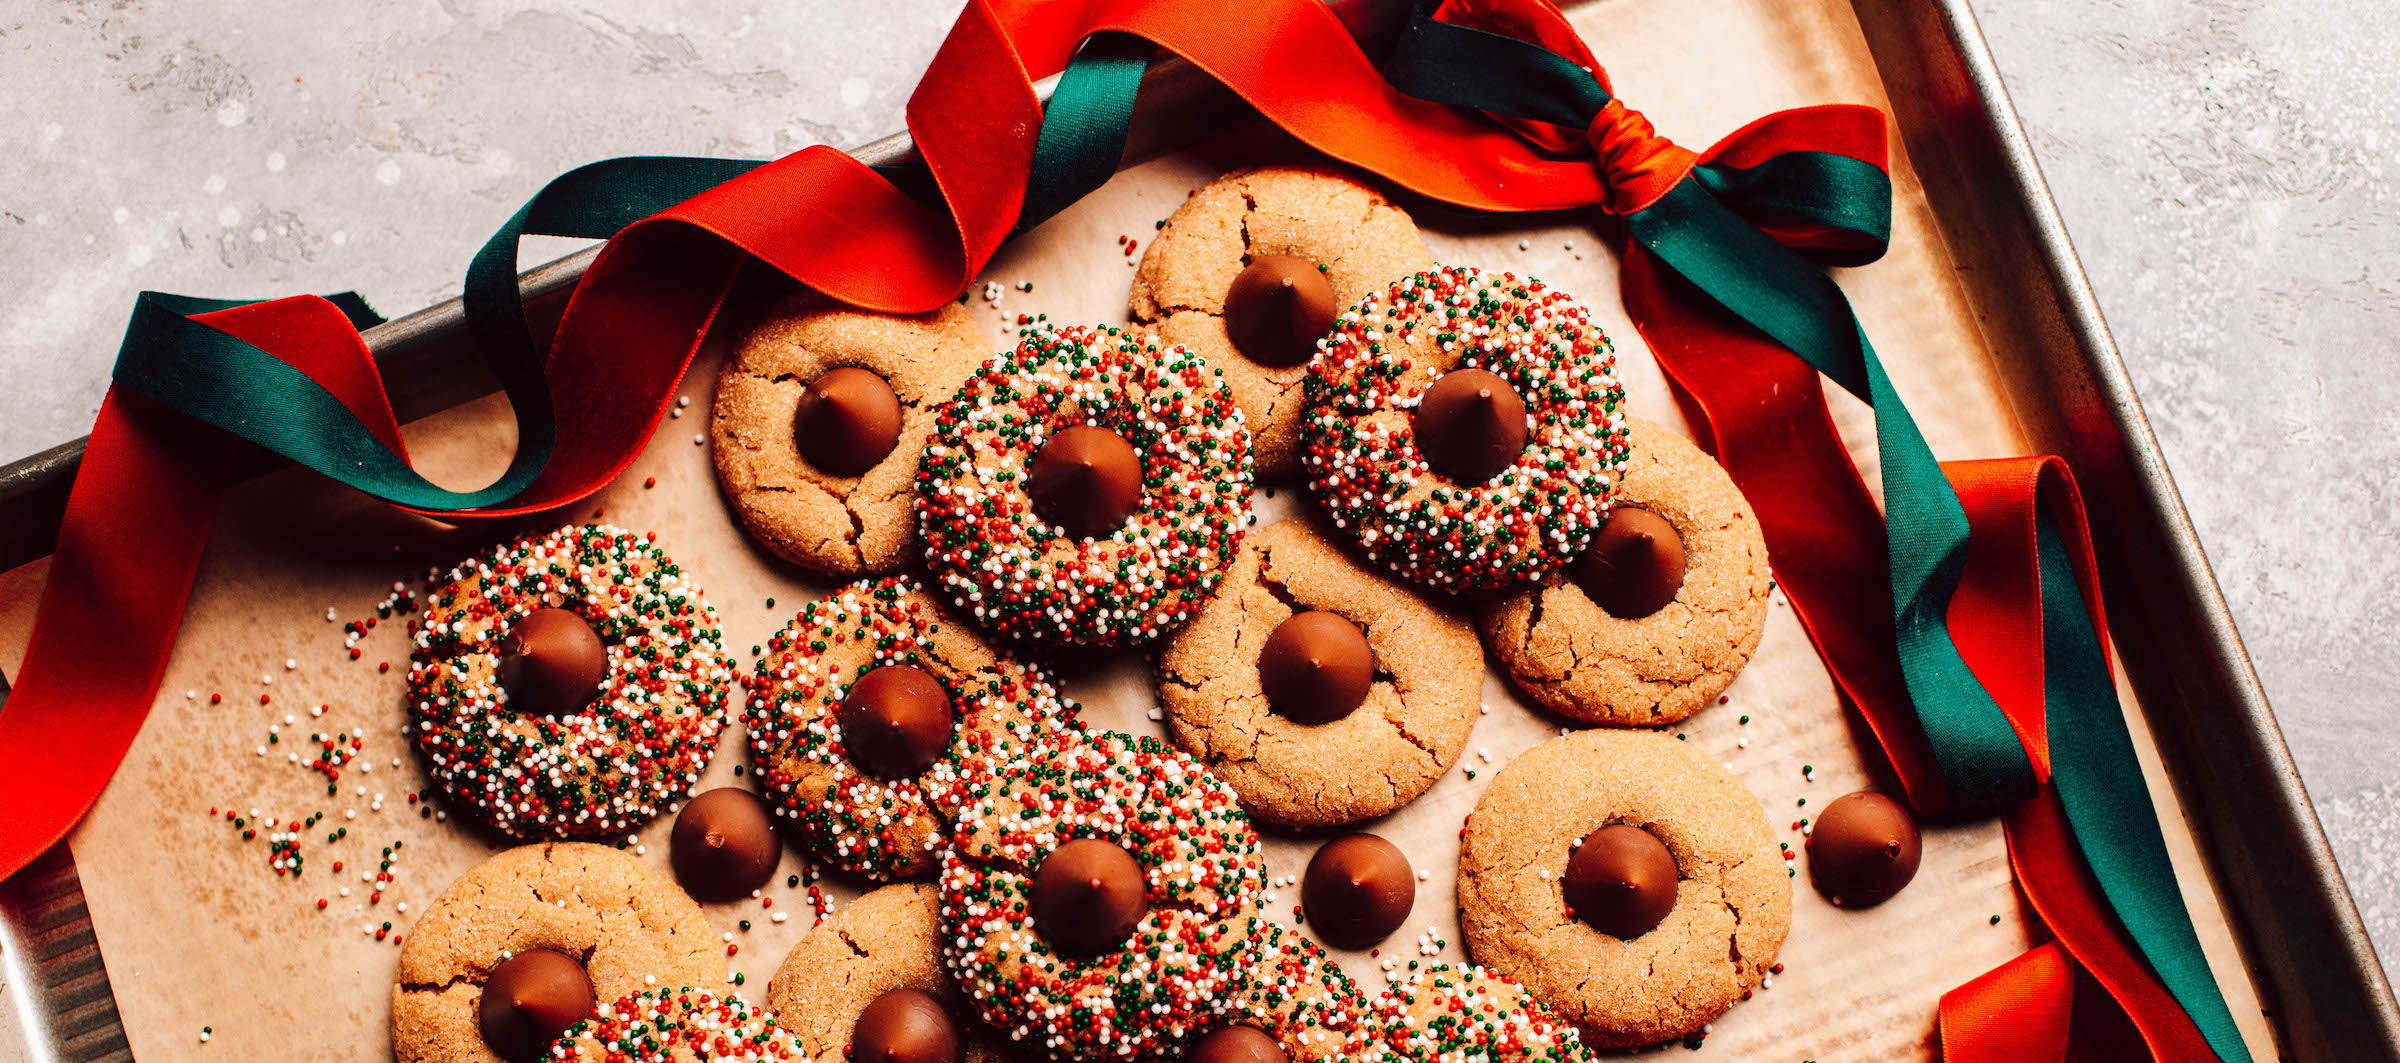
0,0 -> 2283,1059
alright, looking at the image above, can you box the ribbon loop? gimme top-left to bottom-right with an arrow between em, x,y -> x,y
1585,99 -> 1698,215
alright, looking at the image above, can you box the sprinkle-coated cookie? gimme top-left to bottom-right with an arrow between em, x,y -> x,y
744,576 -> 1081,881
767,884 -> 1013,1063
711,296 -> 989,578
1372,965 -> 1590,1063
1457,730 -> 1787,1048
1210,919 -> 1387,1062
1158,517 -> 1480,827
407,524 -> 731,839
551,987 -> 804,1063
1478,420 -> 1770,726
391,843 -> 726,1063
1130,166 -> 1437,479
915,323 -> 1255,647
938,730 -> 1267,1061
1299,266 -> 1631,593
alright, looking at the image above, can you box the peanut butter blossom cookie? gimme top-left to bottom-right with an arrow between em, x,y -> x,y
744,575 -> 1080,880
406,524 -> 731,839
1373,965 -> 1590,1063
938,730 -> 1267,1061
915,324 -> 1255,646
1457,730 -> 1787,1048
1158,517 -> 1480,828
711,297 -> 989,578
391,843 -> 726,1063
552,987 -> 804,1063
1300,266 -> 1631,593
768,884 -> 1011,1063
1478,420 -> 1770,726
1130,165 -> 1437,479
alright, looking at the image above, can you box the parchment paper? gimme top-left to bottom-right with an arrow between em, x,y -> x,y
0,0 -> 2279,1059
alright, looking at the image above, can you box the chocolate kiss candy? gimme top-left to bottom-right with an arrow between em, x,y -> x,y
793,366 -> 905,478
1300,833 -> 1414,948
478,947 -> 596,1063
1809,790 -> 1922,907
1027,425 -> 1145,539
1031,838 -> 1149,958
1258,610 -> 1374,725
1570,506 -> 1687,619
838,665 -> 957,781
1563,824 -> 1679,939
495,607 -> 608,716
1223,254 -> 1339,368
851,987 -> 964,1063
1187,1024 -> 1290,1063
1413,367 -> 1529,485
669,787 -> 781,902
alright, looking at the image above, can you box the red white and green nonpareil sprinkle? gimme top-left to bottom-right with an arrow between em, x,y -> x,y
938,729 -> 1267,1061
551,987 -> 802,1063
1300,266 -> 1631,593
1374,964 -> 1592,1063
1220,919 -> 1389,1061
741,574 -> 1081,880
406,524 -> 731,840
915,323 -> 1254,647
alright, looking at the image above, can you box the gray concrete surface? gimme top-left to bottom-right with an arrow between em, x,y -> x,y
1,0 -> 2393,980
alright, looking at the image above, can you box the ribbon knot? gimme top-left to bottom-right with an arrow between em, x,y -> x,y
1584,98 -> 1698,215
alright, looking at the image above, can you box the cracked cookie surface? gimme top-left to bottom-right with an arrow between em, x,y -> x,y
391,842 -> 726,1063
711,296 -> 988,578
1477,420 -> 1769,727
1457,730 -> 1787,1049
1159,517 -> 1479,828
1130,165 -> 1435,479
767,884 -> 1013,1063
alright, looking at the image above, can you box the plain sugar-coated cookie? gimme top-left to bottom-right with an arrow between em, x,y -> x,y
1158,517 -> 1479,828
1478,420 -> 1769,727
712,296 -> 989,578
391,843 -> 726,1063
1457,730 -> 1787,1049
768,884 -> 1011,1063
1130,166 -> 1436,479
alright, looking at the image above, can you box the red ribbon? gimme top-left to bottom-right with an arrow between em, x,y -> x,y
0,2 -> 2226,1060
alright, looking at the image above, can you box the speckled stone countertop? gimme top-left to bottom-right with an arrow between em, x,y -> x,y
2,0 -> 2393,986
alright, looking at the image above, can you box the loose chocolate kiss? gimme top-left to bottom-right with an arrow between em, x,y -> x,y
1031,838 -> 1149,958
851,987 -> 964,1063
1187,1024 -> 1289,1063
1223,254 -> 1339,368
1808,790 -> 1921,907
1571,506 -> 1687,619
837,665 -> 958,781
495,607 -> 607,717
478,947 -> 596,1063
1027,425 -> 1145,539
1563,824 -> 1679,939
1300,833 -> 1414,948
1258,610 -> 1374,725
1413,367 -> 1528,485
669,787 -> 781,902
793,366 -> 905,477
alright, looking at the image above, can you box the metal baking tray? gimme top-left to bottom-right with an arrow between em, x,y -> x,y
1,1 -> 2390,1059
